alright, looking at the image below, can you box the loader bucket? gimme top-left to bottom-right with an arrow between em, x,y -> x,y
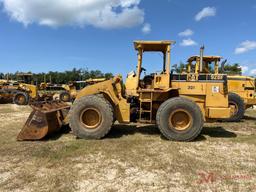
17,101 -> 70,141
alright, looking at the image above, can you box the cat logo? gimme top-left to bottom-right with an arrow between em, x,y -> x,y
187,74 -> 196,81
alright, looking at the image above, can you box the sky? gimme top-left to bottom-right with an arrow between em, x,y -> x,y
0,0 -> 256,77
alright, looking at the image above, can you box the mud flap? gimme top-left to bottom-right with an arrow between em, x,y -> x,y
17,101 -> 70,141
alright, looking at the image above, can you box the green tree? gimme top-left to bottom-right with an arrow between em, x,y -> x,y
172,62 -> 187,73
0,68 -> 113,84
222,63 -> 242,75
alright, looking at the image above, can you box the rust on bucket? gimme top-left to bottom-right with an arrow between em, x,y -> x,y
17,101 -> 70,141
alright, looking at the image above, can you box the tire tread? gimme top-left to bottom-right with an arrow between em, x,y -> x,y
69,95 -> 113,139
156,97 -> 204,141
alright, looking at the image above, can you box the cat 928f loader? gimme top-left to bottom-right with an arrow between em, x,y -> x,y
17,41 -> 231,141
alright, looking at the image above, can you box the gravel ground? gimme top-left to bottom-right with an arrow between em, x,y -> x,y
0,104 -> 255,192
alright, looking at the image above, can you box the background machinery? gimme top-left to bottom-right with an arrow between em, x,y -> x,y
39,78 -> 107,102
186,47 -> 256,121
0,74 -> 38,105
59,78 -> 106,102
1,73 -> 108,105
17,41 -> 231,141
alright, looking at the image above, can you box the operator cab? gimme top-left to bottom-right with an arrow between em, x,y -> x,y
17,73 -> 34,84
178,46 -> 228,82
187,56 -> 222,74
125,41 -> 175,96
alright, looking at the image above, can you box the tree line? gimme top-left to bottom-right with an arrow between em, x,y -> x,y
0,68 -> 113,84
0,63 -> 249,85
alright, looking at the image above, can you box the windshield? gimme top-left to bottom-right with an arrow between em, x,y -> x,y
203,60 -> 215,73
140,52 -> 165,78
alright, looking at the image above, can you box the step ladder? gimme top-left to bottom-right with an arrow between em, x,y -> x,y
139,92 -> 153,123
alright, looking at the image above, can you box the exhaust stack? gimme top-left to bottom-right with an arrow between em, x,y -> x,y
199,46 -> 204,73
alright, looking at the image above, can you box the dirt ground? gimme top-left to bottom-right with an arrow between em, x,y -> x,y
0,104 -> 255,192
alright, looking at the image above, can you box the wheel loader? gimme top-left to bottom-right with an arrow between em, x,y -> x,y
186,47 -> 256,121
17,41 -> 231,141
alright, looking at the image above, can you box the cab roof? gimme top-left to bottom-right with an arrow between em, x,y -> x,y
188,55 -> 222,62
134,41 -> 176,52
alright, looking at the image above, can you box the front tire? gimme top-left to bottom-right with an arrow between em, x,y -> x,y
226,93 -> 245,122
156,97 -> 204,141
13,92 -> 29,105
69,95 -> 113,139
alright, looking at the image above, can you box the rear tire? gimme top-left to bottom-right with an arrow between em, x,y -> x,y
225,93 -> 245,122
69,95 -> 113,139
156,97 -> 204,141
13,92 -> 29,105
60,92 -> 71,102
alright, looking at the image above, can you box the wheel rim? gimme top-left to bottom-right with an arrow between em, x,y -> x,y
229,101 -> 238,116
169,109 -> 192,131
62,94 -> 69,101
16,95 -> 26,104
80,108 -> 102,129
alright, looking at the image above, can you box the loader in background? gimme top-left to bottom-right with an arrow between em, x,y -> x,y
0,73 -> 59,105
39,83 -> 75,102
18,40 -> 231,141
0,78 -> 38,105
186,47 -> 256,121
59,78 -> 107,102
39,78 -> 107,102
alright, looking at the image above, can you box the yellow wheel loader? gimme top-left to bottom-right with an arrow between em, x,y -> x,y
17,41 -> 231,141
186,47 -> 256,121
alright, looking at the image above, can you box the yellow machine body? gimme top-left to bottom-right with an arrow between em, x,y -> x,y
187,55 -> 256,109
18,83 -> 38,99
76,41 -> 230,124
19,41 -> 231,141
